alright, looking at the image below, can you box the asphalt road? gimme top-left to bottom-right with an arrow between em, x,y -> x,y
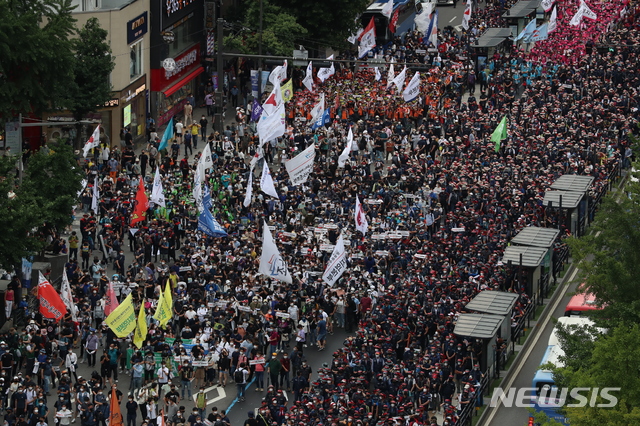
481,269 -> 582,426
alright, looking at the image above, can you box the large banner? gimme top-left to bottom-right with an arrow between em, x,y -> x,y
259,221 -> 292,283
105,294 -> 137,338
323,234 -> 348,286
285,144 -> 316,186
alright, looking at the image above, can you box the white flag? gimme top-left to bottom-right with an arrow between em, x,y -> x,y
285,144 -> 316,186
310,93 -> 325,125
260,161 -> 279,198
250,146 -> 264,170
386,63 -> 395,89
358,18 -> 377,59
60,269 -> 77,321
83,125 -> 100,158
581,0 -> 597,20
197,143 -> 214,177
243,168 -> 253,208
414,4 -> 434,32
317,55 -> 335,83
348,27 -> 364,44
322,234 -> 348,286
403,71 -> 421,102
541,0 -> 556,12
302,62 -> 314,92
262,82 -> 283,116
91,181 -> 99,215
382,0 -> 393,18
548,6 -> 558,33
268,60 -> 288,86
355,195 -> 368,235
462,0 -> 472,30
257,102 -> 286,146
338,128 -> 354,168
259,221 -> 292,284
193,168 -> 203,212
392,65 -> 407,92
150,167 -> 166,207
375,67 -> 382,81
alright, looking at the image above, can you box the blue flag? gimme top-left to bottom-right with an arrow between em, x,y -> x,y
530,23 -> 548,42
158,117 -> 174,151
203,184 -> 212,211
251,99 -> 264,122
515,19 -> 537,42
198,208 -> 228,237
311,107 -> 331,130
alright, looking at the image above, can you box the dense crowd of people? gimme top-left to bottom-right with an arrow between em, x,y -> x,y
6,1 -> 640,426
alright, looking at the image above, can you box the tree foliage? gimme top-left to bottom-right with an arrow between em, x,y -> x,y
225,0 -> 368,54
21,142 -> 84,232
68,17 -> 115,122
225,0 -> 307,56
270,0 -> 369,50
554,324 -> 640,426
0,0 -> 76,119
0,142 -> 83,270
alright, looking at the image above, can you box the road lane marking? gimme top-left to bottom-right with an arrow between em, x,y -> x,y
483,265 -> 579,424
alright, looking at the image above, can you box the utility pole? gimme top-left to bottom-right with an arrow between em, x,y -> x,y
215,17 -> 224,133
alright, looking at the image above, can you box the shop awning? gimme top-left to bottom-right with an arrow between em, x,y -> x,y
163,66 -> 205,97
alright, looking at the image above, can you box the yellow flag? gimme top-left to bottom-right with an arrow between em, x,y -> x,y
282,79 -> 294,103
163,280 -> 173,325
153,287 -> 166,322
133,304 -> 148,349
104,294 -> 136,338
154,280 -> 173,327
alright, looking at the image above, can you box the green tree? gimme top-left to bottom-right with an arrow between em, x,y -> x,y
270,0 -> 369,50
225,0 -> 307,56
566,167 -> 640,326
0,158 -> 46,269
67,17 -> 115,147
0,0 -> 76,119
554,324 -> 640,426
21,142 -> 84,232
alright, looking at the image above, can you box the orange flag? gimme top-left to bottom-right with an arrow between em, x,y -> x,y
131,176 -> 149,225
109,387 -> 123,426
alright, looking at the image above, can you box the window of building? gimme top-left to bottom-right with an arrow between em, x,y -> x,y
130,40 -> 143,81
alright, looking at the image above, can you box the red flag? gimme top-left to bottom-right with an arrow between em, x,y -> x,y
109,387 -> 123,426
389,9 -> 400,33
38,272 -> 67,320
104,281 -> 120,317
131,177 -> 149,225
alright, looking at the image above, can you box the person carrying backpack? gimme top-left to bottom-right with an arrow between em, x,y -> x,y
234,363 -> 248,402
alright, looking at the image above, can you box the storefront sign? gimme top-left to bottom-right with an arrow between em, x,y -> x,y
122,83 -> 147,103
166,0 -> 195,18
127,12 -> 148,44
205,1 -> 215,29
103,98 -> 120,108
165,45 -> 199,80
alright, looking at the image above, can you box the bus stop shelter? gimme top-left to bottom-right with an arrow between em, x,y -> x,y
545,175 -> 594,236
511,227 -> 560,296
502,245 -> 548,305
465,291 -> 520,347
473,28 -> 513,69
454,313 -> 504,377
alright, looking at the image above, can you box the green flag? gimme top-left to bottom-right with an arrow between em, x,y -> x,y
491,116 -> 508,152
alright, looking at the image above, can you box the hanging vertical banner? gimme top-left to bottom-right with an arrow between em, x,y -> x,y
322,234 -> 348,286
251,70 -> 259,98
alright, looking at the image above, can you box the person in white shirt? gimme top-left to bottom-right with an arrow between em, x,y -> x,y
65,351 -> 79,382
56,404 -> 73,426
175,119 -> 184,142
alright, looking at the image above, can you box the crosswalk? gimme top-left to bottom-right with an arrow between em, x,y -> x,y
192,384 -> 227,406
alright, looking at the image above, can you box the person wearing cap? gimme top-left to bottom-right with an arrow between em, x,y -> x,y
266,355 -> 281,391
244,410 -> 259,426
